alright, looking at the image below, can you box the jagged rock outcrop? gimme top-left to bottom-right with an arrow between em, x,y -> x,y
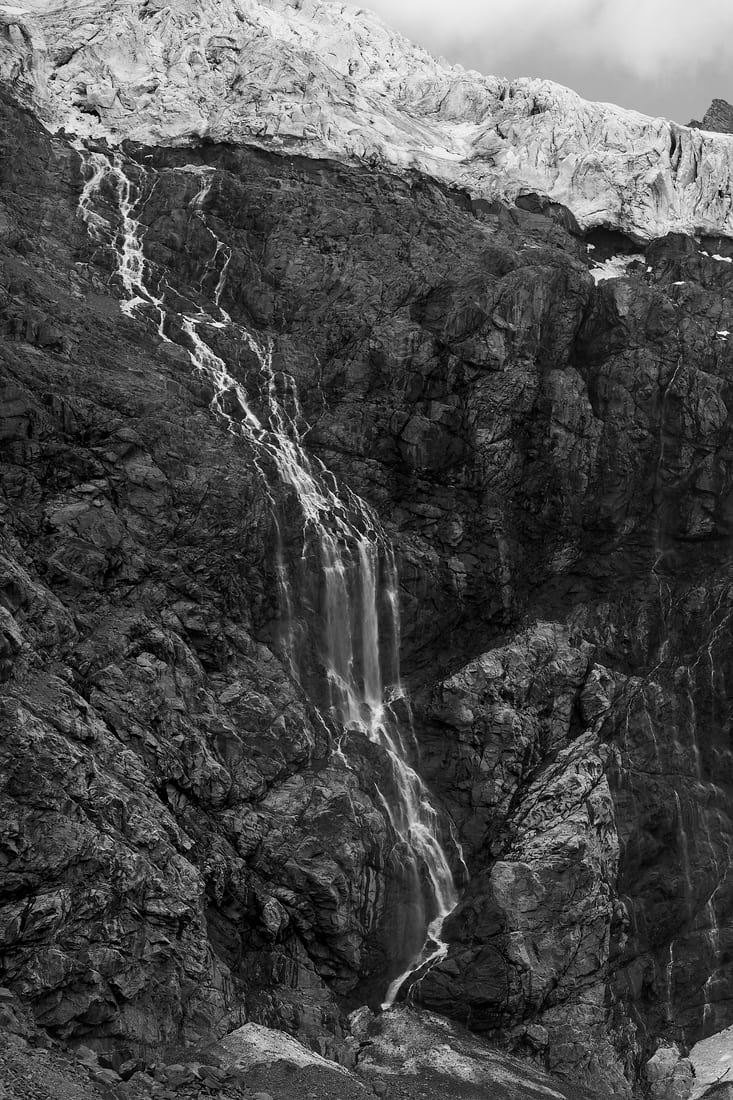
2,0 -> 733,241
412,626 -> 625,1093
5,6 -> 733,1097
690,99 -> 733,135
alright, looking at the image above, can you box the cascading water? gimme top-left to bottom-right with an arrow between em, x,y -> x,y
74,145 -> 463,1005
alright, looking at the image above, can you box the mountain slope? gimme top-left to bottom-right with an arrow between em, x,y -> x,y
5,4 -> 733,1100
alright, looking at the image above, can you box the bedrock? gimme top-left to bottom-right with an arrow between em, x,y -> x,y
3,91 -> 733,1095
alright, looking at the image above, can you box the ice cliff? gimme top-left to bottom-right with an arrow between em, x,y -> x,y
3,0 -> 733,240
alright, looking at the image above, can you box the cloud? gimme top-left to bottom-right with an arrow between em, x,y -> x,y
364,0 -> 733,81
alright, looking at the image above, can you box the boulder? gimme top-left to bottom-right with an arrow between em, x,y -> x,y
645,1043 -> 694,1100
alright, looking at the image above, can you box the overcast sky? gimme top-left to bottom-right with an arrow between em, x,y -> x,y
363,0 -> 733,124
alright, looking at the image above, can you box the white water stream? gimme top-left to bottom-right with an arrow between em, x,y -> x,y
75,146 -> 462,1005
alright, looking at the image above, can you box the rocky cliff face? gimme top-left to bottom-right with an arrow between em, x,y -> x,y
5,4 -> 733,1099
0,92 -> 399,1061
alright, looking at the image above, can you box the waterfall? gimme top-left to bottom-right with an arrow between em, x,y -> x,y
74,146 -> 462,1005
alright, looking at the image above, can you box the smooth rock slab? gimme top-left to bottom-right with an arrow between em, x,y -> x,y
219,1022 -> 351,1075
690,1026 -> 733,1098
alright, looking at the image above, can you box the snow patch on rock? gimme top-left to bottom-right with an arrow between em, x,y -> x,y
590,255 -> 645,283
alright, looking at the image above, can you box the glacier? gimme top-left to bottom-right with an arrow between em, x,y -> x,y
2,0 -> 733,241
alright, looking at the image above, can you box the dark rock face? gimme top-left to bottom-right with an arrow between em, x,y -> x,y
689,98 -> 733,133
4,81 -> 733,1098
0,94 -> 398,1057
414,626 -> 624,1091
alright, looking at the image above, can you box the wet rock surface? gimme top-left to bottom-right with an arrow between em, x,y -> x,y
3,73 -> 733,1099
